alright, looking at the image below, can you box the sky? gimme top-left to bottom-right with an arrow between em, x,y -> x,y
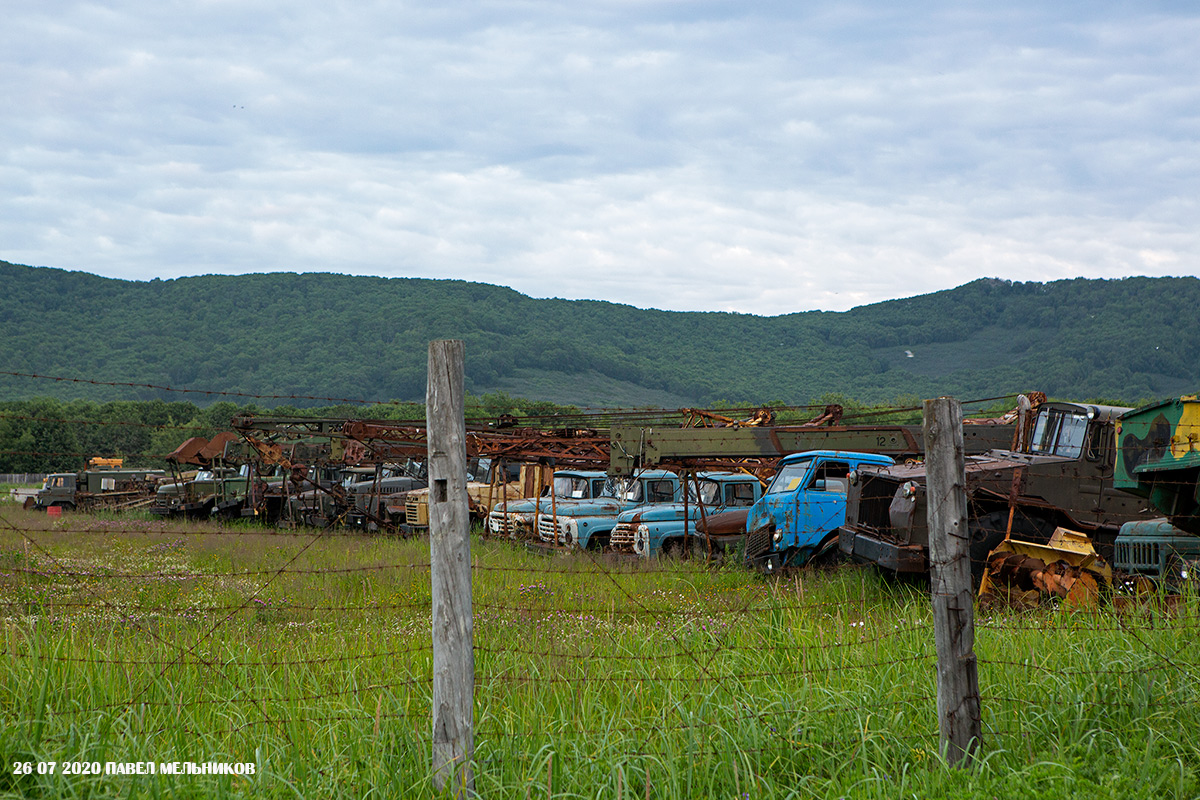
3,1 -> 1198,316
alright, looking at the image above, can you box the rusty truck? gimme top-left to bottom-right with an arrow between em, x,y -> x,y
486,469 -> 611,539
838,400 -> 1155,575
610,471 -> 764,558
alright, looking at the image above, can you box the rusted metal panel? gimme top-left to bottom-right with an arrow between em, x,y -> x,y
978,528 -> 1112,608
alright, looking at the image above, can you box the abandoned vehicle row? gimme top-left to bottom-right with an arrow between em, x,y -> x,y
18,393 -> 1200,594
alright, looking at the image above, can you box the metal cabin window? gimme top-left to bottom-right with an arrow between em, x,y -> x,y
1030,408 -> 1089,459
687,479 -> 722,505
554,476 -> 591,499
807,461 -> 851,491
726,482 -> 757,506
646,480 -> 675,503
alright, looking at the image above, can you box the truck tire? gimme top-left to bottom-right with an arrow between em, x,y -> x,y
23,497 -> 36,510
809,531 -> 843,566
662,538 -> 686,557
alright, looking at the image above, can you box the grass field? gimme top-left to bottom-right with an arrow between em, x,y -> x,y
1,507 -> 1198,799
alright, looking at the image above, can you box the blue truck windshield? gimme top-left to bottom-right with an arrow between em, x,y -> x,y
553,476 -> 592,499
765,460 -> 813,495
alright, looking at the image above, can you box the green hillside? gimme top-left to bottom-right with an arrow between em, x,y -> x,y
2,260 -> 1197,407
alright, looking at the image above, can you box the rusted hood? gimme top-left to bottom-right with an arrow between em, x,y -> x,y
696,508 -> 750,537
166,432 -> 239,466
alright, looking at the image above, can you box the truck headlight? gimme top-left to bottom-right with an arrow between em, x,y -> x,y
901,481 -> 919,499
847,470 -> 859,486
772,524 -> 782,543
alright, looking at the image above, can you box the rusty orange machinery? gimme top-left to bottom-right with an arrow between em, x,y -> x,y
339,420 -> 611,469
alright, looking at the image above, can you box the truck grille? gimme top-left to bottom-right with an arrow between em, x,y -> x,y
537,514 -> 566,543
1116,539 -> 1160,575
405,495 -> 425,526
855,475 -> 898,531
745,529 -> 772,561
488,510 -> 531,538
487,510 -> 511,536
610,522 -> 636,550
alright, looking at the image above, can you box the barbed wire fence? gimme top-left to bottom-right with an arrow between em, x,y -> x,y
1,362 -> 1198,796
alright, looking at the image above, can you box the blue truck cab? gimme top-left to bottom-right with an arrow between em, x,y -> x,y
609,471 -> 763,557
487,469 -> 611,538
535,470 -> 682,551
745,450 -> 895,573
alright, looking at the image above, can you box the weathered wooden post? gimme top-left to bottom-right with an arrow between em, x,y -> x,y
427,340 -> 474,795
924,396 -> 982,766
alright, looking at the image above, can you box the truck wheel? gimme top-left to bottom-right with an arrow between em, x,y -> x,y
23,497 -> 35,511
809,531 -> 843,566
968,511 -> 1009,573
690,538 -> 716,562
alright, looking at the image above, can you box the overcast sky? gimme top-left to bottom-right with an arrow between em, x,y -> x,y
3,1 -> 1197,315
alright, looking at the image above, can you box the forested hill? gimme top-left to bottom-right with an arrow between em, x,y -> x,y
2,260 -> 1198,407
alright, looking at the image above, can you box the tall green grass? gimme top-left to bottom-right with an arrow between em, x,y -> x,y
1,506 -> 1197,798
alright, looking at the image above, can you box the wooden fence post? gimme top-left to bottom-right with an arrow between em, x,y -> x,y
428,340 -> 474,795
924,396 -> 982,766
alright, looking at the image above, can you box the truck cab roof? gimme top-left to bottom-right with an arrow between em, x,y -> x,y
776,450 -> 896,467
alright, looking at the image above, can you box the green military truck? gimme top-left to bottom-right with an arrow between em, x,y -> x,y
27,458 -> 165,512
151,467 -> 250,520
1113,394 -> 1200,586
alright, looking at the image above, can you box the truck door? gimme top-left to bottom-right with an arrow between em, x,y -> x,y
795,460 -> 851,548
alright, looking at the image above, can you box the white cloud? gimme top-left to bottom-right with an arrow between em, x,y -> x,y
2,1 -> 1198,314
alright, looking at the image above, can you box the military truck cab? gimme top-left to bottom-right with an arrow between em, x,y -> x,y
746,451 -> 895,573
35,473 -> 79,509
